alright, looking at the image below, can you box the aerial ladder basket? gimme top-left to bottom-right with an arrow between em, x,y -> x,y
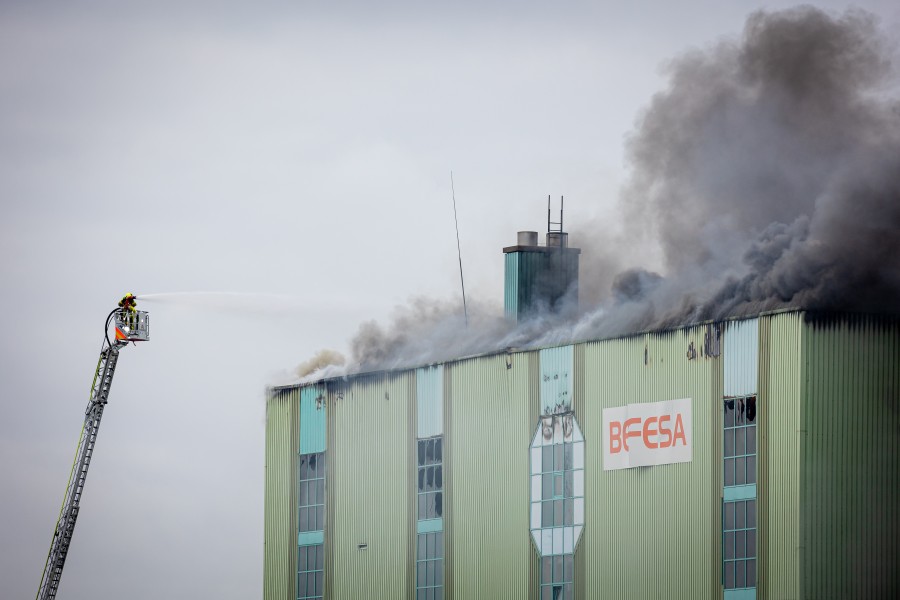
114,310 -> 150,342
35,295 -> 148,600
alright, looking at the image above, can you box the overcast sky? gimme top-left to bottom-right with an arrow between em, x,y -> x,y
2,2 -> 898,598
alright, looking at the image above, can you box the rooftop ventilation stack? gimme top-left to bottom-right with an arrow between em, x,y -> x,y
503,196 -> 580,322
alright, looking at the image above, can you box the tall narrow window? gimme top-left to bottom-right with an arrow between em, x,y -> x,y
416,436 -> 443,599
724,397 -> 756,487
723,499 -> 757,589
298,452 -> 326,533
540,553 -> 574,600
417,437 -> 443,521
297,543 -> 324,600
416,531 -> 444,600
538,442 -> 579,528
297,386 -> 327,600
723,396 -> 757,593
530,414 -> 585,600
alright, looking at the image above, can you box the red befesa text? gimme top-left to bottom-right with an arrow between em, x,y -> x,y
608,413 -> 687,454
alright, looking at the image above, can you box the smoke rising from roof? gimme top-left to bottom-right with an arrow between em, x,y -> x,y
299,6 -> 900,380
296,349 -> 347,379
607,6 -> 900,326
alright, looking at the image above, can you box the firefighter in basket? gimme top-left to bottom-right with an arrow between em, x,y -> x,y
118,293 -> 138,328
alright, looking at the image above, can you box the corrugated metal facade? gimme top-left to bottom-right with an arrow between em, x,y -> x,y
446,353 -> 533,599
264,388 -> 298,600
262,310 -> 900,599
526,351 -> 541,600
758,312 -> 803,600
442,360 -> 456,600
504,253 -> 520,321
328,372 -> 414,599
572,343 -> 587,600
800,314 -> 900,599
504,249 -> 579,321
580,325 -> 722,598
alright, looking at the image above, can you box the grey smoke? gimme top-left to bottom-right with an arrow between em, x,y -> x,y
300,6 -> 900,378
611,269 -> 663,303
612,6 -> 900,327
346,297 -> 513,374
296,349 -> 346,379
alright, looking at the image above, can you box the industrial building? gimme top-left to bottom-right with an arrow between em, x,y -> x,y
263,227 -> 900,600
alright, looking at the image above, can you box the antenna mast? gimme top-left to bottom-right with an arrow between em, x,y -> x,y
548,195 -> 564,233
450,171 -> 468,326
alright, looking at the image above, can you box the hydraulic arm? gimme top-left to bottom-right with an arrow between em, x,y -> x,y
36,297 -> 149,600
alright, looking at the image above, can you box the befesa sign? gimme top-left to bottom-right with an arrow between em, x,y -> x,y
602,398 -> 692,470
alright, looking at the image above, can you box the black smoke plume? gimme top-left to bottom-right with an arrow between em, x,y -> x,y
301,6 -> 900,379
608,6 -> 900,329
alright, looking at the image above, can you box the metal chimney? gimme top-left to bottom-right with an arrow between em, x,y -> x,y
518,231 -> 539,246
503,197 -> 580,322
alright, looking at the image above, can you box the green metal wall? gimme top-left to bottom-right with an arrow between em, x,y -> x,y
328,372 -> 414,599
527,350 -> 542,600
264,388 -> 299,600
580,325 -> 723,598
262,310 -> 900,599
800,314 -> 900,598
573,343 -> 587,600
758,312 -> 803,600
446,353 -> 535,599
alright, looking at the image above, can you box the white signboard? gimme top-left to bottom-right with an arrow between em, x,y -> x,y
602,398 -> 692,470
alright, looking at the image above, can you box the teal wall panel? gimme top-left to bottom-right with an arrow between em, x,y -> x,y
298,531 -> 324,546
299,386 -> 326,454
416,365 -> 443,438
539,345 -> 573,414
504,249 -> 579,321
504,253 -> 519,321
417,518 -> 443,534
724,318 -> 759,398
724,484 -> 757,502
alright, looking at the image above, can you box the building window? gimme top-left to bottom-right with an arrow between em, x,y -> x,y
529,414 -> 584,600
416,436 -> 443,598
723,396 -> 756,486
723,395 -> 757,592
297,543 -> 324,600
723,499 -> 757,589
539,443 -> 578,527
530,414 -> 585,549
417,437 -> 443,520
416,532 -> 444,600
299,452 -> 325,532
540,553 -> 574,600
